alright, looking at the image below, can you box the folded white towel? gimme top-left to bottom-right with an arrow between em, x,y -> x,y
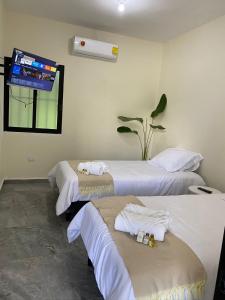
115,204 -> 171,241
124,203 -> 170,219
77,161 -> 109,176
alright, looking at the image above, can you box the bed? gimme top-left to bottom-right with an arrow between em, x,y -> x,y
67,193 -> 225,300
48,159 -> 205,215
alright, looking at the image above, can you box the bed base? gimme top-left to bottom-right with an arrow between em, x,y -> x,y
88,258 -> 94,268
65,201 -> 89,221
214,228 -> 225,299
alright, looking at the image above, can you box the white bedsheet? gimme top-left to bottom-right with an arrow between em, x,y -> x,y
48,160 -> 205,215
67,194 -> 225,300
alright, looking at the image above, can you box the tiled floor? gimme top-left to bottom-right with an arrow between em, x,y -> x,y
0,181 -> 103,300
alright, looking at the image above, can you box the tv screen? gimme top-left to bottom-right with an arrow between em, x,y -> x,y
8,48 -> 57,91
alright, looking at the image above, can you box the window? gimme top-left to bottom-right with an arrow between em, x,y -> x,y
4,57 -> 64,134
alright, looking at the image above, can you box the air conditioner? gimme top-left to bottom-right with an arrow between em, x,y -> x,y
72,36 -> 119,62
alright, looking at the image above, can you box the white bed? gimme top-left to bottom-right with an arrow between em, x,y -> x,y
67,193 -> 225,300
48,160 -> 205,215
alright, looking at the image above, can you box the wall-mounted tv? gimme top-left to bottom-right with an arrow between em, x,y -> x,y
8,48 -> 58,91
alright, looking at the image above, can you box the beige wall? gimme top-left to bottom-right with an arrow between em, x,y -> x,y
0,0 -> 4,187
5,10 -> 225,189
3,12 -> 163,178
154,15 -> 225,192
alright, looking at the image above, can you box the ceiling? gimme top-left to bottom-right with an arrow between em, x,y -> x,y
5,0 -> 225,41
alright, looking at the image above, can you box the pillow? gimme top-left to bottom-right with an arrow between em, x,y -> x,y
183,161 -> 200,172
148,148 -> 203,172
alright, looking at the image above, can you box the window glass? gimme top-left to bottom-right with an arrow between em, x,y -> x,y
9,85 -> 33,128
36,71 -> 59,129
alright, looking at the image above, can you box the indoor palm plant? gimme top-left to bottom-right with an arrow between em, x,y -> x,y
117,94 -> 167,160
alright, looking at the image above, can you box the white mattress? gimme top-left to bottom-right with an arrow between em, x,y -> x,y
67,193 -> 225,300
48,160 -> 205,215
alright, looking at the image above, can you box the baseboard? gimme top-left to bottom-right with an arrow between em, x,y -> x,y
3,178 -> 48,184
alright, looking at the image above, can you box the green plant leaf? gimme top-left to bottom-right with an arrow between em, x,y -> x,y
150,124 -> 165,130
151,94 -> 167,118
117,126 -> 138,135
118,116 -> 143,123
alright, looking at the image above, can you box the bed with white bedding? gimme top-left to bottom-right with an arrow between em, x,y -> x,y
67,193 -> 225,300
48,160 -> 205,215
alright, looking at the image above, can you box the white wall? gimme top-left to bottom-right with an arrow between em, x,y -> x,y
3,12 -> 163,178
154,14 -> 225,191
0,0 -> 4,188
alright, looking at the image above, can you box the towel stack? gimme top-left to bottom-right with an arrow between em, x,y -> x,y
115,203 -> 171,241
77,161 -> 109,176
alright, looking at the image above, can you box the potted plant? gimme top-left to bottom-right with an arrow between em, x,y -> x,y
117,94 -> 167,160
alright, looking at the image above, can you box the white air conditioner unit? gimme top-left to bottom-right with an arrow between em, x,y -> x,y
72,36 -> 119,62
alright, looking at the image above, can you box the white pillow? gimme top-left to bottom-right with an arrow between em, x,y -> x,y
149,148 -> 203,172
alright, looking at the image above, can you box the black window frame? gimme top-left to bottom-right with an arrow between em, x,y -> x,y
4,56 -> 64,134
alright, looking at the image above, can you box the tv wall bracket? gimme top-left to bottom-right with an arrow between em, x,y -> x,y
0,63 -> 5,76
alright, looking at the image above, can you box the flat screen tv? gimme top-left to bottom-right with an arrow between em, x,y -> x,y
8,48 -> 58,91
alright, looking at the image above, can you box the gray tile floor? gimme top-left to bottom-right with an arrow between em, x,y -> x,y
0,181 -> 103,300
